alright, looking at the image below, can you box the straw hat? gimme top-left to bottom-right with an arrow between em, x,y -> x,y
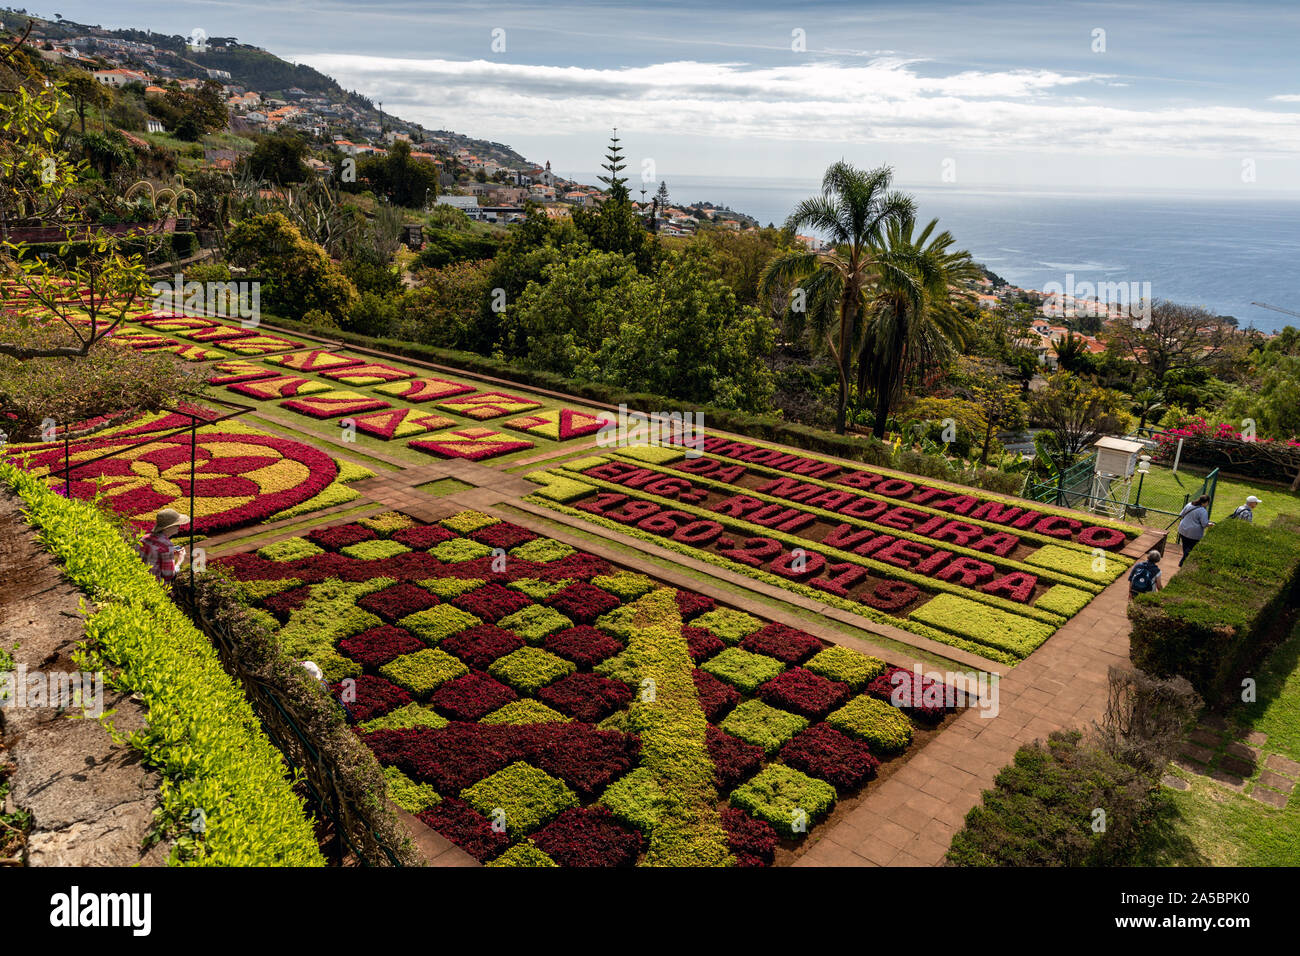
150,508 -> 190,535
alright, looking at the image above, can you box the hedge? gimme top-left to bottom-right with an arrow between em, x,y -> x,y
0,460 -> 324,866
1129,514 -> 1300,703
15,232 -> 199,265
256,311 -> 1026,496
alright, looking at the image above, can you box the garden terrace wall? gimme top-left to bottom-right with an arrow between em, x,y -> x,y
189,572 -> 424,867
254,312 -> 1025,496
1128,514 -> 1300,704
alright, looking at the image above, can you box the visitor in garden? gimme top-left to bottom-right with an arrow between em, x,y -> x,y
302,660 -> 352,721
1229,495 -> 1262,521
1128,549 -> 1164,598
1176,495 -> 1212,566
139,508 -> 189,587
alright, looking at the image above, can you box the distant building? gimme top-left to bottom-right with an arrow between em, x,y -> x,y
145,118 -> 165,134
92,68 -> 148,87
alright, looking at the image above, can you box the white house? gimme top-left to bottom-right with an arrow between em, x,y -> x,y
145,118 -> 165,134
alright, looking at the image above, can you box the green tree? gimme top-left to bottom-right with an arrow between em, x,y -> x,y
243,132 -> 310,184
359,141 -> 439,208
860,215 -> 977,439
225,212 -> 358,326
1051,331 -> 1095,374
61,68 -> 107,136
760,161 -> 915,434
1031,371 -> 1127,469
572,131 -> 655,272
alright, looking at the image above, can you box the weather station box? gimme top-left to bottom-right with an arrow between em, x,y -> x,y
1092,436 -> 1146,478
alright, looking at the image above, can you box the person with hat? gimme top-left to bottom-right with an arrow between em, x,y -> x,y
1229,495 -> 1262,522
139,508 -> 189,586
1127,549 -> 1165,599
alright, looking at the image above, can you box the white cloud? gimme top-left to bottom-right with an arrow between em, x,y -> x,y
302,53 -> 1300,157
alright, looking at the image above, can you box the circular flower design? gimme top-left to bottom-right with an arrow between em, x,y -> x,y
20,432 -> 338,534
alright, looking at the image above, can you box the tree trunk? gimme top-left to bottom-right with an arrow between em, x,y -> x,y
979,419 -> 995,467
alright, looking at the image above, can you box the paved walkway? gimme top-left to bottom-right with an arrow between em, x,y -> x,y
796,545 -> 1177,866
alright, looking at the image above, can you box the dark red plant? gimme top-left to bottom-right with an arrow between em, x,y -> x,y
356,582 -> 439,623
674,590 -> 716,619
740,623 -> 824,664
721,806 -> 778,866
440,624 -> 525,670
468,521 -> 538,550
682,625 -> 724,663
416,798 -> 509,863
429,670 -> 518,721
779,723 -> 880,790
693,668 -> 741,723
451,582 -> 534,623
332,674 -> 411,723
531,807 -> 643,867
542,625 -> 623,668
756,667 -> 850,720
338,625 -> 426,670
706,724 -> 764,791
308,523 -> 378,551
543,582 -> 621,625
537,672 -> 633,722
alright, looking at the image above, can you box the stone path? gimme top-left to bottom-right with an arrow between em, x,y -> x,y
1173,718 -> 1298,808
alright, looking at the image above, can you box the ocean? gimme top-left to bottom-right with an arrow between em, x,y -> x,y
587,174 -> 1300,333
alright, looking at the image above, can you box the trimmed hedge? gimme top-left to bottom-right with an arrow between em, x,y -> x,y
730,765 -> 836,835
1,461 -> 324,866
825,696 -> 914,753
1129,515 -> 1300,703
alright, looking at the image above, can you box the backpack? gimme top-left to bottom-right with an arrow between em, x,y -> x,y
1129,561 -> 1158,593
1230,505 -> 1252,520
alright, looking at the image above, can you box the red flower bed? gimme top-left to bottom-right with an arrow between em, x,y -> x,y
523,724 -> 641,798
538,672 -> 634,722
531,807 -> 643,867
543,582 -> 622,624
451,582 -> 533,622
337,625 -> 427,671
739,623 -> 824,664
693,668 -> 741,722
721,807 -> 778,867
779,723 -> 880,790
391,524 -> 458,549
706,724 -> 764,791
333,674 -> 411,723
542,625 -> 623,668
308,523 -> 378,551
675,590 -> 716,619
356,582 -> 439,622
440,624 -> 525,670
860,580 -> 922,612
682,625 -> 724,663
756,667 -> 850,720
867,666 -> 954,721
429,670 -> 518,721
416,798 -> 509,862
261,584 -> 312,621
468,521 -> 538,550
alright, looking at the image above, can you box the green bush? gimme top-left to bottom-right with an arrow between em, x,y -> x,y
1034,584 -> 1092,618
692,608 -> 764,644
429,538 -> 492,563
1129,517 -> 1300,703
591,571 -> 657,600
279,579 -> 391,681
720,699 -> 809,754
378,648 -> 467,698
509,537 -> 575,563
488,647 -> 576,692
946,730 -> 1164,866
508,578 -> 569,600
256,537 -> 324,562
418,577 -> 484,599
730,765 -> 836,835
440,510 -> 499,533
357,511 -> 417,535
909,594 -> 1056,659
498,605 -> 573,645
0,462 -> 323,866
485,839 -> 558,867
399,605 -> 481,646
701,647 -> 786,693
826,696 -> 914,753
803,645 -> 886,691
479,699 -> 571,725
599,767 -> 669,832
340,539 -> 411,560
360,701 -> 449,733
383,766 -> 441,814
460,761 -> 579,836
1025,544 -> 1127,585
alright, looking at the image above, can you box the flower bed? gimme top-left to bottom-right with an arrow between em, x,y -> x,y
217,509 -> 953,865
348,408 -> 457,440
280,391 -> 392,419
408,427 -> 535,461
522,448 -> 1139,664
435,391 -> 544,420
374,376 -> 477,402
265,349 -> 363,373
318,362 -> 416,386
502,408 -> 611,441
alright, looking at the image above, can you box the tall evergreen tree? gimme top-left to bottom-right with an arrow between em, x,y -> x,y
655,180 -> 670,208
597,129 -> 629,200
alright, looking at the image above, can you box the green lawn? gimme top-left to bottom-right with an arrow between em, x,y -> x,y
1135,463 -> 1300,529
1142,618 -> 1300,866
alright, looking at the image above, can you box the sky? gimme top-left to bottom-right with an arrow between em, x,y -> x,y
32,0 -> 1300,193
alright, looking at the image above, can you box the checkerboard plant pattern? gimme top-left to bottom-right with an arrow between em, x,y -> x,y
219,509 -> 961,866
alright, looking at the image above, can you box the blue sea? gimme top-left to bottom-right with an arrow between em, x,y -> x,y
600,175 -> 1300,333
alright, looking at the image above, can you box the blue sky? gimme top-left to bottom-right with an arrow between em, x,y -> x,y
32,0 -> 1300,191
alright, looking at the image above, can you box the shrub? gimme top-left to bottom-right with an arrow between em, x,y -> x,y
538,671 -> 634,722
498,605 -> 573,645
451,581 -> 534,622
356,582 -> 438,623
692,607 -> 764,644
439,624 -> 525,669
946,730 -> 1164,866
340,538 -> 412,560
392,524 -> 458,549
675,590 -> 716,619
721,806 -> 779,867
543,625 -> 623,667
1129,518 -> 1300,703
278,579 -> 390,681
378,648 -> 468,699
803,645 -> 887,692
825,696 -> 914,753
1024,544 -> 1127,585
338,624 -> 427,670
757,667 -> 850,720
740,623 -> 824,664
705,724 -> 765,791
509,537 -> 575,563
419,577 -> 485,599
909,594 -> 1056,659
509,577 -> 568,600
429,538 -> 492,563
334,674 -> 412,723
701,647 -> 786,694
400,604 -> 482,646
440,509 -> 499,534
489,647 -> 577,692
469,521 -> 538,550
428,670 -> 518,720
382,765 -> 441,814
531,807 -> 644,867
779,723 -> 879,790
460,761 -> 580,837
719,699 -> 810,754
730,765 -> 836,835
480,699 -> 571,725
598,767 -> 669,832
867,666 -> 955,721
417,797 -> 508,862
682,625 -> 725,663
591,571 -> 657,600
485,839 -> 558,867
358,511 -> 418,535
257,537 -> 324,562
692,668 -> 741,722
361,701 -> 449,733
308,522 -> 378,551
545,581 -> 622,624
1035,584 -> 1092,617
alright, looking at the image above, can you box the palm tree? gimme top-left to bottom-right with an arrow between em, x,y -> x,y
860,216 -> 978,439
761,162 -> 915,433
